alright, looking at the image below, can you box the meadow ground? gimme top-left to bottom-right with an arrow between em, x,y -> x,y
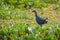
0,4 -> 60,40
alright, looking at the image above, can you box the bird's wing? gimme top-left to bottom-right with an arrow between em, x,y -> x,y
38,16 -> 45,21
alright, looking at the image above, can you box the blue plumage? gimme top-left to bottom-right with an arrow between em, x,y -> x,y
32,10 -> 48,26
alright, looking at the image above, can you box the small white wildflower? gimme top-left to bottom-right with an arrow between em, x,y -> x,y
38,32 -> 40,34
28,27 -> 32,32
35,34 -> 38,36
28,2 -> 33,5
1,4 -> 5,8
8,10 -> 11,14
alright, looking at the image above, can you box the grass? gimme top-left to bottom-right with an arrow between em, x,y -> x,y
0,4 -> 60,40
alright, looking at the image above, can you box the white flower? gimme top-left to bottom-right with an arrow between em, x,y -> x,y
35,34 -> 38,36
28,27 -> 32,32
8,10 -> 11,14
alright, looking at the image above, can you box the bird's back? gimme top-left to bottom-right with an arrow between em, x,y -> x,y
36,15 -> 47,25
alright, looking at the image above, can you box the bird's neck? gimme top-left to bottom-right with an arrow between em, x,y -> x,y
34,11 -> 37,16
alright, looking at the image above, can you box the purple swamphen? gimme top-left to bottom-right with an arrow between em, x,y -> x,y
32,10 -> 48,26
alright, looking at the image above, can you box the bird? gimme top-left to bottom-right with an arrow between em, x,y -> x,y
32,9 -> 48,27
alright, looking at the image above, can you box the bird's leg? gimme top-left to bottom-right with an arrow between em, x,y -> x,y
40,24 -> 42,27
